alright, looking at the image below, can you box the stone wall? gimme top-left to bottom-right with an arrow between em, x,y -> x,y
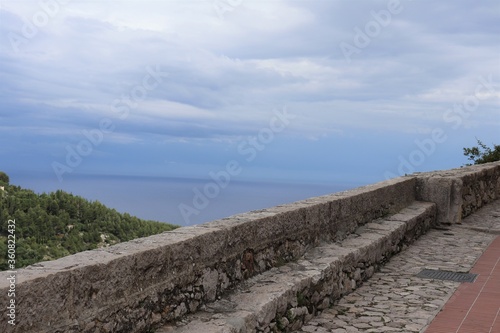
0,162 -> 499,332
416,161 -> 500,224
0,178 -> 416,333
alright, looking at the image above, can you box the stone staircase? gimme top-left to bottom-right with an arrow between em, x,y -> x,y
156,201 -> 436,333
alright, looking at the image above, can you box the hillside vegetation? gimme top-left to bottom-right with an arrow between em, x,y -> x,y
0,172 -> 178,270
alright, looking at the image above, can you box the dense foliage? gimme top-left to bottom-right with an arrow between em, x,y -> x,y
0,174 -> 178,270
463,139 -> 500,165
0,171 -> 8,185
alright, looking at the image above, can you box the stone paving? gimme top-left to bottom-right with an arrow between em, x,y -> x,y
295,201 -> 500,333
457,204 -> 500,235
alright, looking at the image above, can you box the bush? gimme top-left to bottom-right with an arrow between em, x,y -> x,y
463,139 -> 500,165
0,171 -> 9,185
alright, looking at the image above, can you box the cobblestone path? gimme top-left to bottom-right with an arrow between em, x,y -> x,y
295,201 -> 500,333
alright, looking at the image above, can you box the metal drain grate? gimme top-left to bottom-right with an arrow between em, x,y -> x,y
416,269 -> 478,283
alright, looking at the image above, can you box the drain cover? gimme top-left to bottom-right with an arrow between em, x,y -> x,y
416,269 -> 478,283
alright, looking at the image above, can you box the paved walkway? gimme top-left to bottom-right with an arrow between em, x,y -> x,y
425,236 -> 500,333
295,200 -> 500,333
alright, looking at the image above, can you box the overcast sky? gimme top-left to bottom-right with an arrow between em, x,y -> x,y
1,0 -> 499,187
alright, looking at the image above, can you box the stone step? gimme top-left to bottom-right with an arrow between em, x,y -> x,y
294,201 -> 500,333
155,201 -> 436,333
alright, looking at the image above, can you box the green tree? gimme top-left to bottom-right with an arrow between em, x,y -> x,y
463,139 -> 500,165
0,179 -> 179,270
0,171 -> 9,185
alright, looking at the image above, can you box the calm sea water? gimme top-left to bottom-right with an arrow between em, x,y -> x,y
10,174 -> 360,226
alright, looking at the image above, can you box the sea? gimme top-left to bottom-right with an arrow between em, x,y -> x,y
9,173 -> 362,227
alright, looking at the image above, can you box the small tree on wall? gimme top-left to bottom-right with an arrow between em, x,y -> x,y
463,139 -> 500,165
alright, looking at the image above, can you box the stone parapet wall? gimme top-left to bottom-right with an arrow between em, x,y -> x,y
166,201 -> 437,333
0,162 -> 498,332
0,178 -> 416,333
416,161 -> 500,224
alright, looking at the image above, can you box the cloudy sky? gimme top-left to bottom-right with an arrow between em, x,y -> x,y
1,0 -> 499,188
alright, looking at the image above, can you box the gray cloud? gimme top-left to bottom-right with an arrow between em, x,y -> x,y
1,0 -> 498,180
